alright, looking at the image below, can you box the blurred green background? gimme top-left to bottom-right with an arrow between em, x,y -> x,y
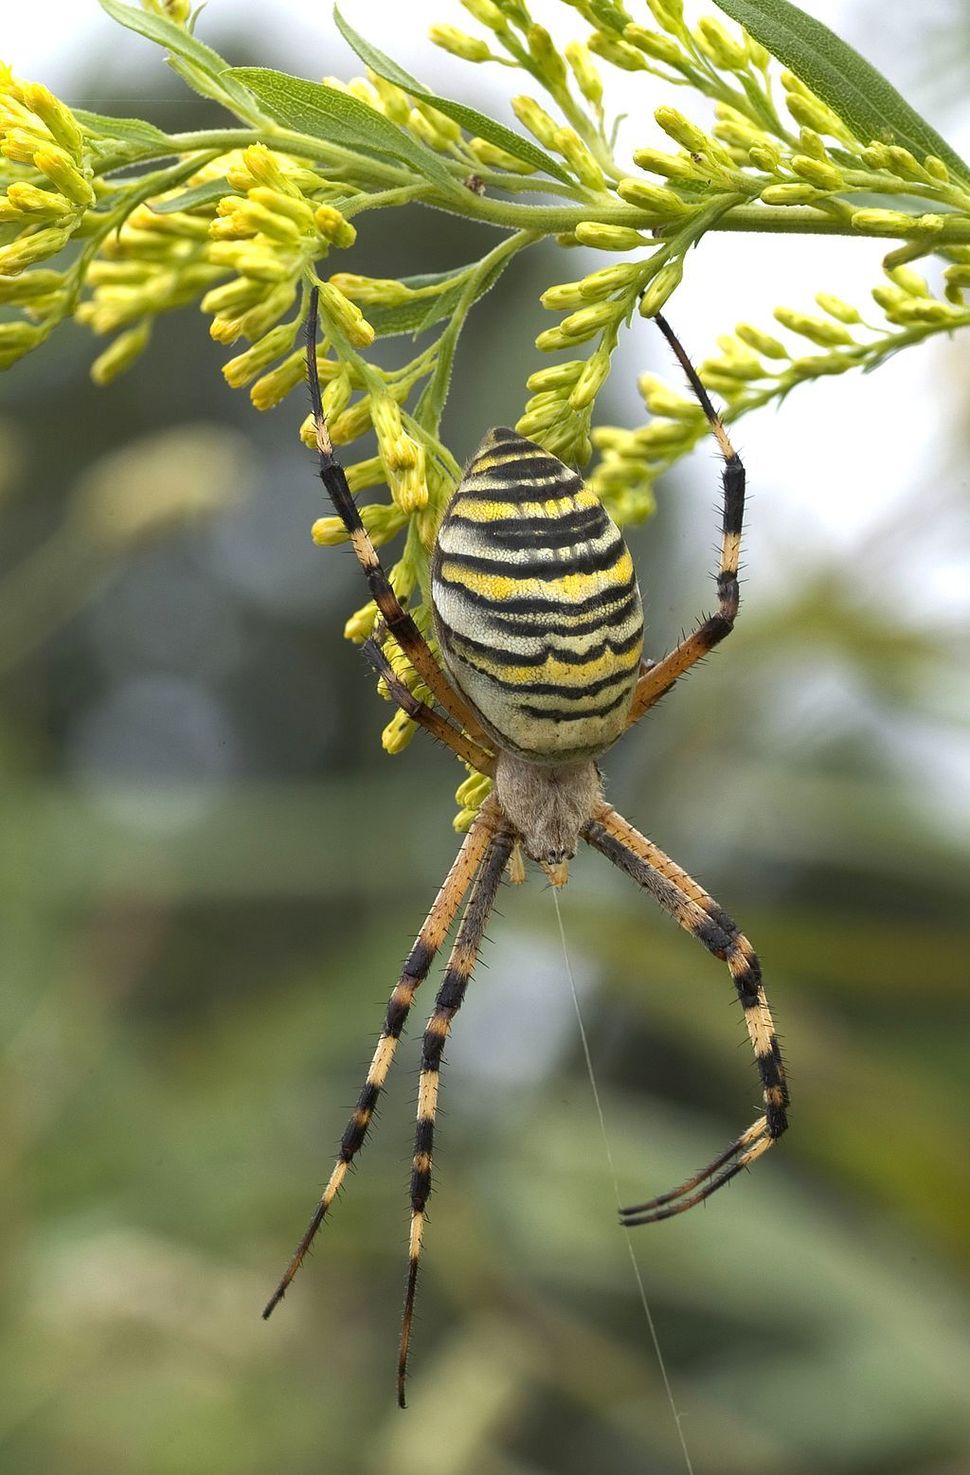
2,4 -> 969,1472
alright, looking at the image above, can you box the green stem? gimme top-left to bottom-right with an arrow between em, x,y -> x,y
415,228 -> 541,435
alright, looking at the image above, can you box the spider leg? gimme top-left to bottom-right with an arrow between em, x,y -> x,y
582,803 -> 788,1225
262,798 -> 503,1320
626,314 -> 744,728
361,637 -> 495,776
305,288 -> 489,744
398,823 -> 515,1408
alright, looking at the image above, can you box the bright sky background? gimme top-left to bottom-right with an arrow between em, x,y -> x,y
6,0 -> 970,623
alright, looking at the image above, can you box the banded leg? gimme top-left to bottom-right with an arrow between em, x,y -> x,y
399,825 -> 515,1407
262,799 -> 502,1320
362,636 -> 495,776
305,288 -> 488,743
626,313 -> 744,727
583,803 -> 788,1224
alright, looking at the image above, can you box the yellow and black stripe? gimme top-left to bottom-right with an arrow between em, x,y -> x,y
261,803 -> 500,1322
583,803 -> 788,1223
432,428 -> 644,763
399,824 -> 514,1407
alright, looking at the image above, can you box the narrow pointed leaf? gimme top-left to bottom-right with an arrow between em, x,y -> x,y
73,110 -> 173,153
714,0 -> 970,184
96,0 -> 255,112
364,255 -> 514,338
226,67 -> 459,194
333,5 -> 575,187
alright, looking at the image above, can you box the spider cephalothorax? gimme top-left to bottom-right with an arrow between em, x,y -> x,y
263,290 -> 789,1407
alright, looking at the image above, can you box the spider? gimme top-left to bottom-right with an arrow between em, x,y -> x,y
263,288 -> 789,1405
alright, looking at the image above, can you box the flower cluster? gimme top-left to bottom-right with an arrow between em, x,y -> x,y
3,0 -> 970,802
0,69 -> 95,365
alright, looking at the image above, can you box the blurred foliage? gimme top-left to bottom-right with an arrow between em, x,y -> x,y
1,5 -> 970,1475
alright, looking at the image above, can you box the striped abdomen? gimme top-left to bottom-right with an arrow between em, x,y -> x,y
431,428 -> 644,763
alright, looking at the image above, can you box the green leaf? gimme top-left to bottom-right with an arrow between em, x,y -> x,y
333,5 -> 575,188
714,0 -> 970,185
225,67 -> 460,195
74,109 -> 173,153
149,178 -> 229,213
96,0 -> 255,113
365,256 -> 513,338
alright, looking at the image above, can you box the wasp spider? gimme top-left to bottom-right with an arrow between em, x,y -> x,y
263,290 -> 789,1404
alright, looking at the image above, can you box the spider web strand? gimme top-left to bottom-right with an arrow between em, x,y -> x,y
551,888 -> 695,1475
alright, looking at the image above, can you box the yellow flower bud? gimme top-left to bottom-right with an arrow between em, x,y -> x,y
587,32 -> 648,72
429,25 -> 491,62
623,26 -> 683,66
923,156 -> 949,183
636,374 -> 700,418
748,143 -> 781,171
525,360 -> 584,391
250,351 -> 307,411
90,321 -> 152,385
0,222 -> 74,273
573,221 -> 645,250
0,266 -> 64,303
467,137 -> 536,174
735,323 -> 789,358
314,204 -> 357,249
630,147 -> 698,181
21,82 -> 84,158
222,322 -> 296,388
312,516 -> 350,547
415,101 -> 462,145
564,42 -> 602,107
579,262 -> 641,298
761,182 -> 821,205
773,307 -> 855,347
382,709 -> 418,754
201,277 -> 264,319
616,177 -> 690,214
534,325 -> 575,352
654,106 -> 708,155
540,280 -> 586,310
553,128 -> 605,191
346,77 -> 382,110
527,25 -> 566,89
515,402 -> 561,438
32,145 -> 95,207
851,207 -> 939,236
790,154 -> 843,190
238,143 -> 294,193
568,346 -> 611,409
248,186 -> 316,229
785,92 -> 846,139
459,0 -> 506,30
392,442 -> 429,513
815,292 -> 861,323
695,17 -> 747,70
510,96 -> 559,150
369,74 -> 411,125
328,273 -> 415,306
329,399 -> 375,444
322,374 -> 353,422
317,280 -> 375,347
207,242 -> 293,282
5,182 -> 72,217
560,300 -> 623,340
886,146 -> 926,180
344,600 -> 379,643
637,258 -> 683,317
346,456 -> 387,492
0,319 -> 44,366
646,0 -> 684,29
